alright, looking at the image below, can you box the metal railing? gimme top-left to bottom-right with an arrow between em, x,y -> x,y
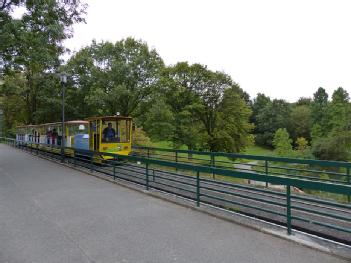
2,138 -> 351,244
132,146 -> 351,186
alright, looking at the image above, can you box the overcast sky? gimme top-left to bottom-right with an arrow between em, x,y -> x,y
62,0 -> 351,102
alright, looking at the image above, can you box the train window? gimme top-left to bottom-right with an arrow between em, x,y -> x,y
68,124 -> 88,135
101,119 -> 130,143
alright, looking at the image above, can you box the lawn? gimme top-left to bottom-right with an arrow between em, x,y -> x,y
243,146 -> 273,156
151,141 -> 274,157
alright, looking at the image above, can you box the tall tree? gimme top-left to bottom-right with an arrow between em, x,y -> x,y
328,87 -> 350,132
250,93 -> 271,131
160,62 -> 252,152
296,97 -> 312,106
290,105 -> 311,142
66,38 -> 164,117
255,99 -> 291,147
310,87 -> 329,135
159,62 -> 208,150
273,128 -> 293,157
143,99 -> 175,141
214,87 -> 254,152
0,0 -> 86,127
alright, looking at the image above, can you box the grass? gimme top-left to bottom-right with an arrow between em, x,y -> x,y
243,145 -> 274,156
151,141 -> 274,157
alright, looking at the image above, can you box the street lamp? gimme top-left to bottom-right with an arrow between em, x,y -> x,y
59,72 -> 67,162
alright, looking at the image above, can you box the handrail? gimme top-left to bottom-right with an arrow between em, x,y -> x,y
132,145 -> 351,168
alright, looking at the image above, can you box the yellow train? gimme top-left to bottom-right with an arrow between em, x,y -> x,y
16,115 -> 132,162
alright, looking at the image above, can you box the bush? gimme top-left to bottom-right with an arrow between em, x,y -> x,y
132,127 -> 153,147
312,131 -> 351,161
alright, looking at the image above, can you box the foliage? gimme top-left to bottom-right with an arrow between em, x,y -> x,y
66,38 -> 164,117
295,137 -> 313,159
290,105 -> 311,141
311,123 -> 323,144
327,87 -> 350,132
0,0 -> 86,132
250,93 -> 271,132
272,128 -> 293,157
296,97 -> 311,106
310,87 -> 330,135
214,87 -> 254,152
160,62 -> 253,153
255,99 -> 291,147
312,131 -> 351,161
132,127 -> 152,147
143,99 -> 175,141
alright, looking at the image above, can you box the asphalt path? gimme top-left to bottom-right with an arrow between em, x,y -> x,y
0,144 -> 348,263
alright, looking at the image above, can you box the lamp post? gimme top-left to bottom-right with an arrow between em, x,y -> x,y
59,72 -> 67,162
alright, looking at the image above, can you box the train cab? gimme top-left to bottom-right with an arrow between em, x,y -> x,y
86,115 -> 132,157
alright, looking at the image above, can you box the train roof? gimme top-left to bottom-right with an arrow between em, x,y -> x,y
85,115 -> 132,121
17,120 -> 88,128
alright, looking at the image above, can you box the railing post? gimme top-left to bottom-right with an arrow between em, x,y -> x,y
113,162 -> 116,180
196,171 -> 200,207
147,148 -> 150,159
286,184 -> 292,235
90,154 -> 94,172
347,167 -> 350,203
265,160 -> 269,188
73,150 -> 76,167
146,162 -> 149,190
175,150 -> 178,172
211,153 -> 215,179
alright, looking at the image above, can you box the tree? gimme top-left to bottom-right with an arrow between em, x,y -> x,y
327,87 -> 350,132
255,99 -> 291,147
250,93 -> 271,131
143,99 -> 175,141
290,105 -> 311,142
0,74 -> 27,135
159,62 -> 252,153
296,97 -> 312,106
213,87 -> 254,152
312,131 -> 351,161
66,38 -> 164,117
132,127 -> 152,146
311,123 -> 323,145
295,137 -> 313,159
0,0 -> 86,127
273,128 -> 293,157
310,87 -> 329,135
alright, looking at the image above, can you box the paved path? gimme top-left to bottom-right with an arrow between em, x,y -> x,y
0,144 -> 348,263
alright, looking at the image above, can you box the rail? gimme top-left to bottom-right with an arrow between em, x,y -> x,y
132,146 -> 351,187
2,137 -> 351,244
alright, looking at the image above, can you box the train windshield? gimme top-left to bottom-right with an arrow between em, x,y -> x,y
101,119 -> 131,143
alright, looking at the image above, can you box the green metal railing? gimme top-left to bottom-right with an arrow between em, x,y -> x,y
2,138 -> 351,243
132,146 -> 351,187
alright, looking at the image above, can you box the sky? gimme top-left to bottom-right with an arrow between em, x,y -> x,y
62,0 -> 350,101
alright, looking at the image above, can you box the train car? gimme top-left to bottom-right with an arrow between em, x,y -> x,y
16,120 -> 89,155
86,115 -> 132,162
16,115 -> 132,162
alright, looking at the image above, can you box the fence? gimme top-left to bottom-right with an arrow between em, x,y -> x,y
2,137 -> 351,244
132,146 -> 351,187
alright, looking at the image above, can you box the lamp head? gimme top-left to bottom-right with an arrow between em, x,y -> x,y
59,72 -> 67,84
